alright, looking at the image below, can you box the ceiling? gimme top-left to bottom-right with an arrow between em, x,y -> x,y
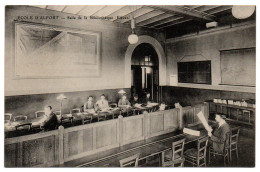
29,5 -> 234,30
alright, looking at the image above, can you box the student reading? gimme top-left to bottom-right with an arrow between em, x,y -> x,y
208,114 -> 231,153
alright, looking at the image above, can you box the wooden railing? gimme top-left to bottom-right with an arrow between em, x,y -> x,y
4,103 -> 209,167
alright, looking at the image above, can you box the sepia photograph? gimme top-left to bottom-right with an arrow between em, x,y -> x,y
3,2 -> 256,168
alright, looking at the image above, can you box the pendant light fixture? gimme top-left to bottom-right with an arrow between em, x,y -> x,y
232,5 -> 255,19
128,6 -> 139,44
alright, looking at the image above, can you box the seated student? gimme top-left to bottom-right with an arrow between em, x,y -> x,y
159,102 -> 166,111
41,106 -> 58,131
208,114 -> 231,153
84,96 -> 95,111
130,94 -> 140,106
142,92 -> 153,105
118,94 -> 131,107
95,94 -> 109,111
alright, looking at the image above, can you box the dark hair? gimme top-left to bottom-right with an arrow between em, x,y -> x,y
215,113 -> 226,119
134,94 -> 138,98
48,106 -> 52,110
88,96 -> 93,99
101,94 -> 105,97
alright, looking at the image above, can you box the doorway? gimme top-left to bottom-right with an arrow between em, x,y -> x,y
131,43 -> 159,102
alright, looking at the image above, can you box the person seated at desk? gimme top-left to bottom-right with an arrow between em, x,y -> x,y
118,95 -> 131,107
41,106 -> 58,131
142,92 -> 153,105
130,94 -> 140,106
159,102 -> 166,111
208,114 -> 231,153
84,96 -> 95,112
95,94 -> 109,111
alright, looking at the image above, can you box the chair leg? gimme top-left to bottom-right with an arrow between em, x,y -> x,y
208,150 -> 211,164
236,146 -> 239,159
204,157 -> 207,167
230,149 -> 232,162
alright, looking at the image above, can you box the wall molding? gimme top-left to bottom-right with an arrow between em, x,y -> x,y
166,21 -> 255,44
171,83 -> 255,93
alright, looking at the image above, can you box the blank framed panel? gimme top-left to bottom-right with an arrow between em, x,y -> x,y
220,47 -> 256,86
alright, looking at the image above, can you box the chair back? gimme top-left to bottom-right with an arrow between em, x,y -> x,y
71,108 -> 81,114
197,136 -> 208,159
230,127 -> 240,147
119,153 -> 140,167
35,111 -> 45,118
5,113 -> 12,122
14,115 -> 27,121
171,138 -> 185,160
110,103 -> 117,108
54,111 -> 61,115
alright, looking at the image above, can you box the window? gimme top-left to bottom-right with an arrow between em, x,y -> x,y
178,61 -> 211,84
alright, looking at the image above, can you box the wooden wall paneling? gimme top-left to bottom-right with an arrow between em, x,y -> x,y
122,114 -> 145,145
5,130 -> 59,167
144,112 -> 150,139
119,115 -> 124,146
4,143 -> 17,167
149,111 -> 164,137
163,109 -> 179,130
182,106 -> 194,126
58,126 -> 64,165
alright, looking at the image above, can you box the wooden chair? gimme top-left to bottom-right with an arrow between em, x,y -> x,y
119,153 -> 140,167
161,158 -> 185,167
14,115 -> 27,121
5,113 -> 12,123
161,138 -> 185,167
126,108 -> 135,116
71,108 -> 81,114
35,111 -> 45,118
242,110 -> 251,123
97,111 -> 107,122
209,132 -> 230,166
229,127 -> 240,161
184,136 -> 209,167
110,103 -> 118,108
82,113 -> 93,124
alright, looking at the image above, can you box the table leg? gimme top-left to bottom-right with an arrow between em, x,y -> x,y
236,109 -> 239,121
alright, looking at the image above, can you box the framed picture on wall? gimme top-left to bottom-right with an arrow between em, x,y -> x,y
14,22 -> 102,79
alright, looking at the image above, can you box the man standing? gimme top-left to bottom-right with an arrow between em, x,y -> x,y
208,114 -> 231,153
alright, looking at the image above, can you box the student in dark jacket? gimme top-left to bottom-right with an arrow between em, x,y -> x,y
42,106 -> 58,131
130,94 -> 140,106
142,92 -> 153,105
208,114 -> 231,153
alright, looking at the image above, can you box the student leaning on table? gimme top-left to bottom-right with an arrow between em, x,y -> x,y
118,94 -> 131,107
207,114 -> 231,153
40,106 -> 58,131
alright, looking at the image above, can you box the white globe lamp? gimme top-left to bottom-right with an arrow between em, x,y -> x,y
128,34 -> 139,44
232,5 -> 255,19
